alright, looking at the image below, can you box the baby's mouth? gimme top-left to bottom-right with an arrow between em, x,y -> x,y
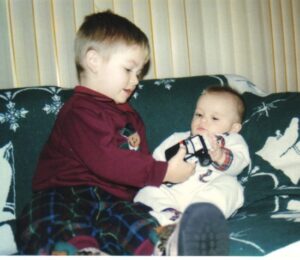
197,127 -> 206,132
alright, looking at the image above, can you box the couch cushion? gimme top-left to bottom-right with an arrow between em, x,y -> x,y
0,142 -> 18,254
229,194 -> 300,256
224,91 -> 300,256
239,92 -> 300,206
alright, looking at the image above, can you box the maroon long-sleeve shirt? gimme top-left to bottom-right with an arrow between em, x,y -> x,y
33,86 -> 167,201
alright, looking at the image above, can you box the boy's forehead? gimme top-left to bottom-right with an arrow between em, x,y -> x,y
86,42 -> 148,64
117,44 -> 149,62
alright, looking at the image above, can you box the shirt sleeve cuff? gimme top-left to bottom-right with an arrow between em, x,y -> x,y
212,148 -> 233,171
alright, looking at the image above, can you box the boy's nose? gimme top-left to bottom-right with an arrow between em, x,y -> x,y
130,75 -> 139,85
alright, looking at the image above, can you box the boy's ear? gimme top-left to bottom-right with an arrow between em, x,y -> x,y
85,49 -> 101,73
230,122 -> 242,133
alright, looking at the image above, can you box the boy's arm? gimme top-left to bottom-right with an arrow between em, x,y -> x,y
153,132 -> 191,161
152,131 -> 196,183
163,146 -> 196,183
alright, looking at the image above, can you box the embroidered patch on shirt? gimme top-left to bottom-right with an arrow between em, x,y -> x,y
119,123 -> 141,151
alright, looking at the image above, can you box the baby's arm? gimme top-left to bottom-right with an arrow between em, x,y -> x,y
208,134 -> 227,165
208,133 -> 250,176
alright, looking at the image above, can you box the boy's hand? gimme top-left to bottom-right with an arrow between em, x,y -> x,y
163,145 -> 196,183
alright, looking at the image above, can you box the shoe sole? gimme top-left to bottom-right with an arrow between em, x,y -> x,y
178,203 -> 229,256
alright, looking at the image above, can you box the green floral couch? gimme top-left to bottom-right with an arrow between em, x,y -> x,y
0,74 -> 299,256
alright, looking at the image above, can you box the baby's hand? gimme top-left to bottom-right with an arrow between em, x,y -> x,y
164,145 -> 196,183
207,134 -> 225,165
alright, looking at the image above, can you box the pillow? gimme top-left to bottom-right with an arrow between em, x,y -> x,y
224,74 -> 268,96
0,142 -> 18,255
239,91 -> 300,206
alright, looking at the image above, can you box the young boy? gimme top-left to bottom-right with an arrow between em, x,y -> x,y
135,86 -> 250,226
16,10 -> 214,256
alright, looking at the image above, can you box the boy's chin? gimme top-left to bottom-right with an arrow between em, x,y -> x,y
114,98 -> 128,104
114,93 -> 132,104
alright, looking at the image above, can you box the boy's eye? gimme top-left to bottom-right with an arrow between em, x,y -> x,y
212,117 -> 219,121
125,68 -> 141,78
136,70 -> 142,79
195,113 -> 202,117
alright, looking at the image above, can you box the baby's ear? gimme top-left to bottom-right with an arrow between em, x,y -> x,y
230,122 -> 242,133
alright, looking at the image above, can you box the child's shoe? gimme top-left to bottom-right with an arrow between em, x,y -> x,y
166,202 -> 229,256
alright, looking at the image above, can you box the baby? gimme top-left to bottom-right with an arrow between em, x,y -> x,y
134,86 -> 250,226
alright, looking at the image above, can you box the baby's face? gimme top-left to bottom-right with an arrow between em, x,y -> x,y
191,92 -> 241,136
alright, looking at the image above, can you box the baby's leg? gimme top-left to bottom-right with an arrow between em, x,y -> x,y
189,175 -> 244,218
134,186 -> 181,225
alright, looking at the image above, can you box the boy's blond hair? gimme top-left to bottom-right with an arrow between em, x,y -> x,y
74,10 -> 150,82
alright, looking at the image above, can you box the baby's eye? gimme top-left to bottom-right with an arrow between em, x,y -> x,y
212,116 -> 219,121
195,113 -> 202,117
